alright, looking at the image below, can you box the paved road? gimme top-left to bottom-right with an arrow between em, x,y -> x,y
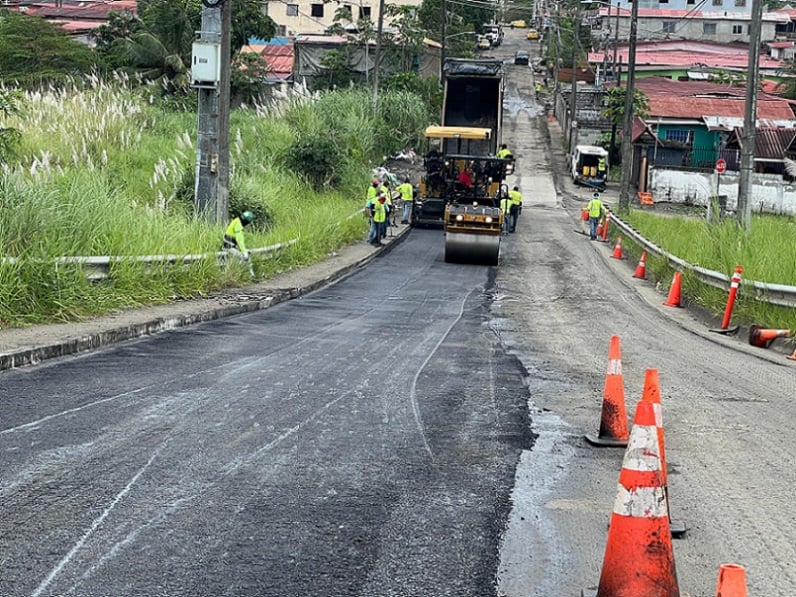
493,28 -> 796,596
1,228 -> 532,596
3,27 -> 796,597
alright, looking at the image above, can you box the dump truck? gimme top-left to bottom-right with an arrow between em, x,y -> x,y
412,58 -> 511,265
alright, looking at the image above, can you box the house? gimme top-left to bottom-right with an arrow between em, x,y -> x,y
590,5 -> 788,44
14,0 -> 137,44
724,126 -> 796,176
293,34 -> 440,88
240,38 -> 295,83
767,40 -> 796,61
586,40 -> 785,85
262,0 -> 421,36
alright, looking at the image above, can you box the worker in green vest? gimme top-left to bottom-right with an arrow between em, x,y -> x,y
597,156 -> 607,180
586,192 -> 606,240
396,177 -> 414,224
508,186 -> 522,233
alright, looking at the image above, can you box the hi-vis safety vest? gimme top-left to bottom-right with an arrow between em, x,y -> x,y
225,217 -> 247,253
587,198 -> 604,218
397,182 -> 413,201
500,196 -> 511,213
369,200 -> 387,223
509,189 -> 522,206
598,157 -> 606,172
497,148 -> 511,158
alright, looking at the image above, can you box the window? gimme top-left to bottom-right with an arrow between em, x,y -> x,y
276,25 -> 287,36
665,129 -> 693,145
659,0 -> 669,4
261,2 -> 268,15
286,4 -> 298,16
732,24 -> 743,34
703,22 -> 717,35
311,3 -> 323,17
359,5 -> 371,19
342,4 -> 352,18
662,21 -> 676,33
686,0 -> 696,4
712,0 -> 722,6
735,0 -> 746,5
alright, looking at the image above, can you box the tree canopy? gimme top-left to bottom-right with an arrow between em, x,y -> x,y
0,10 -> 98,85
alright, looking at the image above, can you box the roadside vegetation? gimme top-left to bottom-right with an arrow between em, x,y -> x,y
0,78 -> 431,327
622,210 -> 796,330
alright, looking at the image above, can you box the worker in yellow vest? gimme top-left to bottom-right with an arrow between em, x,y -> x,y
497,144 -> 513,159
223,210 -> 255,276
586,192 -> 606,240
396,178 -> 414,224
366,193 -> 388,246
508,186 -> 522,233
500,193 -> 511,235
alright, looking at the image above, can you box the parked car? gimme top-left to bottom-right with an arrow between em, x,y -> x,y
526,28 -> 539,40
514,50 -> 530,65
510,20 -> 527,28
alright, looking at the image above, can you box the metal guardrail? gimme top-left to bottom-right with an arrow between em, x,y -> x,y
607,211 -> 796,309
1,208 -> 368,281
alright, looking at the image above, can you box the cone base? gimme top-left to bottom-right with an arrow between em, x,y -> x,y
584,433 -> 628,447
662,300 -> 683,308
670,519 -> 687,538
581,589 -> 597,597
709,325 -> 739,335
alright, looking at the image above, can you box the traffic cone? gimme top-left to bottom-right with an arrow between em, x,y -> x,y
611,235 -> 624,259
585,336 -> 629,447
600,215 -> 610,241
641,369 -> 687,538
597,221 -> 604,236
748,325 -> 791,348
716,563 -> 747,597
584,400 -> 680,597
663,271 -> 683,308
632,251 -> 647,279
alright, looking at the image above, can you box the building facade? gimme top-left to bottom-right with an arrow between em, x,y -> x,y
263,0 -> 422,36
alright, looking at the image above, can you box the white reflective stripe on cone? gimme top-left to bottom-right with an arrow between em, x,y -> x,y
622,426 -> 661,471
613,485 -> 668,518
606,359 -> 622,375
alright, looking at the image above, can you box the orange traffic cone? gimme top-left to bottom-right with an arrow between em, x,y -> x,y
716,563 -> 747,597
585,336 -> 629,447
581,206 -> 589,221
600,216 -> 610,241
641,369 -> 687,538
748,325 -> 792,348
610,235 -> 623,259
585,400 -> 680,597
663,271 -> 683,308
632,251 -> 647,279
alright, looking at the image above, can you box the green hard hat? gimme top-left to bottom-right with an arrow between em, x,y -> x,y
241,210 -> 254,223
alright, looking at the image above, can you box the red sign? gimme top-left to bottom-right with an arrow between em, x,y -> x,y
715,159 -> 727,174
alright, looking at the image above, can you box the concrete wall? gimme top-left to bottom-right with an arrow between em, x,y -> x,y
648,168 -> 796,215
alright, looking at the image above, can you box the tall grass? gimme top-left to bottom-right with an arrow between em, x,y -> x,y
0,79 -> 431,327
623,209 -> 796,331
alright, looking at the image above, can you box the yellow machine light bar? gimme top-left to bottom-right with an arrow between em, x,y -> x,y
424,126 -> 492,140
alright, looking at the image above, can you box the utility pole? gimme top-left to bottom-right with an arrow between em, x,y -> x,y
194,0 -> 232,224
617,0 -> 638,211
371,0 -> 385,116
737,0 -> 763,232
440,0 -> 446,80
569,2 -> 581,151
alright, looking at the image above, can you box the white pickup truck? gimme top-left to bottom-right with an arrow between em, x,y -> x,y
570,145 -> 608,189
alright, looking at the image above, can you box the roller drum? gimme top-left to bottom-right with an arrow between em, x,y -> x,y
444,232 -> 500,265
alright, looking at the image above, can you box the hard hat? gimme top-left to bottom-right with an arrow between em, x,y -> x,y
372,179 -> 380,186
592,191 -> 600,198
241,210 -> 254,223
378,196 -> 387,203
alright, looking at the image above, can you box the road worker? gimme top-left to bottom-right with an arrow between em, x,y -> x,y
508,186 -> 522,233
586,192 -> 607,240
366,193 -> 388,246
497,144 -> 513,159
396,177 -> 414,224
223,210 -> 255,276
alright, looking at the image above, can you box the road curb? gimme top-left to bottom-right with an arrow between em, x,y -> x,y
0,226 -> 410,372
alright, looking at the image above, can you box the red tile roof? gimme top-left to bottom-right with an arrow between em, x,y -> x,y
599,6 -> 788,21
239,42 -> 294,79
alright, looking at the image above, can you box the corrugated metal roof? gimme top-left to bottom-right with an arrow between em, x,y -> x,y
725,127 -> 796,159
588,41 -> 783,70
598,6 -> 788,20
25,1 -> 136,19
630,77 -> 796,120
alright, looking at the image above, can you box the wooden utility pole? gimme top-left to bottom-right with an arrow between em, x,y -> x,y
194,0 -> 232,224
617,0 -> 638,211
737,0 -> 763,232
440,0 -> 446,80
569,3 -> 581,151
371,0 -> 386,116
